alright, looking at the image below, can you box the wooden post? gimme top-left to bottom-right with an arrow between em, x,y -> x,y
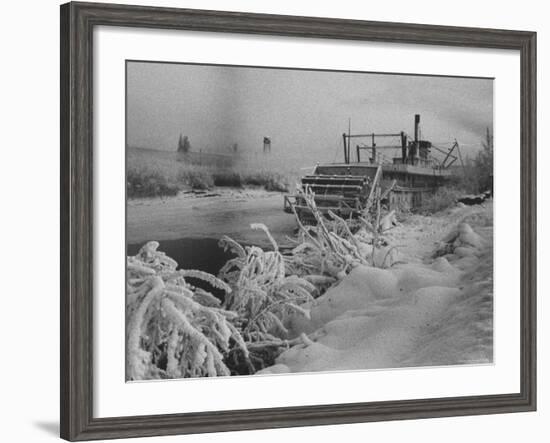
401,131 -> 407,164
365,164 -> 383,211
371,133 -> 376,164
347,118 -> 351,164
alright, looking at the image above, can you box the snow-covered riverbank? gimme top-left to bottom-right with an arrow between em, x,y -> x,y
258,202 -> 493,374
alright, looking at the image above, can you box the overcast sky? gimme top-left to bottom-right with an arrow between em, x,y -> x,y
127,61 -> 493,164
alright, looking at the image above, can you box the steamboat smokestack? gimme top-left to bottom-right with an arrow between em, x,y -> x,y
408,114 -> 421,163
414,114 -> 420,144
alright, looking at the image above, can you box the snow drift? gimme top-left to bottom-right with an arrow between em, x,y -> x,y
258,203 -> 493,374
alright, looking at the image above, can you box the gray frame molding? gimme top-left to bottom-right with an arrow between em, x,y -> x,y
60,2 -> 536,441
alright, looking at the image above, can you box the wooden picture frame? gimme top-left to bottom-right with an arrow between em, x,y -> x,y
60,1 -> 536,440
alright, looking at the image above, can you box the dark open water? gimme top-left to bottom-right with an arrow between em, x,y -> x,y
127,237 -> 236,300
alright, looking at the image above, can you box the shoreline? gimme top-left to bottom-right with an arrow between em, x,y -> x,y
127,187 -> 297,246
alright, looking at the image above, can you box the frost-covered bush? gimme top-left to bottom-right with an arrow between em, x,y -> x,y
126,184 -> 402,379
415,186 -> 464,215
126,241 -> 248,380
219,224 -> 316,343
284,187 -> 397,287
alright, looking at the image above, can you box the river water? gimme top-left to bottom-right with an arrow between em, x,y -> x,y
127,189 -> 297,294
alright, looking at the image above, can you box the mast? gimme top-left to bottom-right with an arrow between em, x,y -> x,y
347,118 -> 351,164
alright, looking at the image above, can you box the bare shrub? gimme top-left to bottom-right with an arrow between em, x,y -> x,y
446,128 -> 494,195
416,187 -> 464,215
178,169 -> 214,190
212,171 -> 243,187
127,167 -> 179,198
241,171 -> 289,192
127,148 -> 293,197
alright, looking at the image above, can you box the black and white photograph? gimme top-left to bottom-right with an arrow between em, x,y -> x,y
126,61 -> 494,381
1,0 -> 544,440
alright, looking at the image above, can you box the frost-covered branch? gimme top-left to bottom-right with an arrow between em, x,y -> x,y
126,241 -> 248,380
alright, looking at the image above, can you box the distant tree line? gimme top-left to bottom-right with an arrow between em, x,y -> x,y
476,127 -> 493,192
458,128 -> 494,194
177,134 -> 239,155
177,134 -> 191,153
